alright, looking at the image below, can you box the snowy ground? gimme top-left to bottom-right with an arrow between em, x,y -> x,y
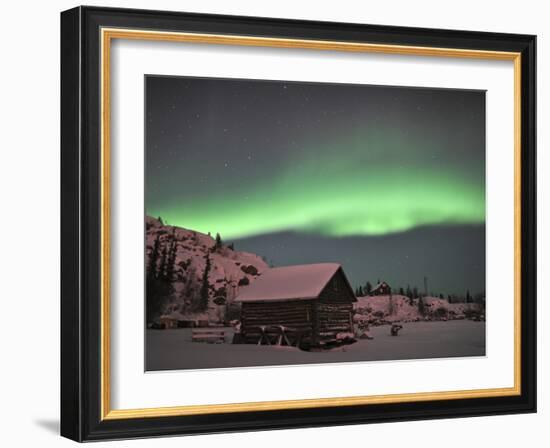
146,320 -> 486,371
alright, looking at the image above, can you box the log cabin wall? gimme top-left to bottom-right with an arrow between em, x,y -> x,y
241,300 -> 314,342
239,268 -> 356,345
316,269 -> 356,340
315,302 -> 354,340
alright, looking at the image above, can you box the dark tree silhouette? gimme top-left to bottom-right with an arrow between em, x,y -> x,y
158,244 -> 169,281
165,241 -> 177,282
146,234 -> 161,280
365,281 -> 372,295
146,236 -> 177,324
405,285 -> 413,305
198,254 -> 212,311
418,296 -> 426,316
215,232 -> 223,251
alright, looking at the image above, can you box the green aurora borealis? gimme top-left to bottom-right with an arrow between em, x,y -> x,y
146,76 -> 486,293
147,127 -> 484,239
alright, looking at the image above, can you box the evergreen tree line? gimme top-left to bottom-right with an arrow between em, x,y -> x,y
146,234 -> 177,323
146,231 -> 223,323
354,280 -> 484,305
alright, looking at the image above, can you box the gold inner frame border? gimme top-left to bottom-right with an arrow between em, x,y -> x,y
99,27 -> 522,421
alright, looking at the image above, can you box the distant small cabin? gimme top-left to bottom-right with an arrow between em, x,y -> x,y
234,263 -> 356,346
370,281 -> 391,296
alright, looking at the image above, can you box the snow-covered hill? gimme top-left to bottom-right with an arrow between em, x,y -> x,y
146,216 -> 269,323
146,216 -> 484,326
354,294 -> 484,325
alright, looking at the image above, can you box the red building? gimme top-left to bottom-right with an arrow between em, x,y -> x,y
370,281 -> 391,296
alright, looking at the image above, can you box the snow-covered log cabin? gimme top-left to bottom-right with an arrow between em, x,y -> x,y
370,281 -> 391,296
234,263 -> 356,346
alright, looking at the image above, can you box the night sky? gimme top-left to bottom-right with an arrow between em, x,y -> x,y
145,76 -> 486,295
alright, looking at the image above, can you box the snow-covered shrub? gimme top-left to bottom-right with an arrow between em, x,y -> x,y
433,307 -> 449,319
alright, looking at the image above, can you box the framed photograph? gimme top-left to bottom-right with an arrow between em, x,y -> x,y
60,6 -> 536,441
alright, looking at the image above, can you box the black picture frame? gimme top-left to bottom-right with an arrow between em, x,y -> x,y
61,6 -> 536,442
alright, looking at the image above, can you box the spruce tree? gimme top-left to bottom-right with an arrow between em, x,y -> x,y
199,254 -> 211,311
215,232 -> 223,250
147,234 -> 161,280
146,235 -> 161,323
158,244 -> 169,281
165,241 -> 177,282
146,235 -> 175,324
399,287 -> 405,296
365,281 -> 372,295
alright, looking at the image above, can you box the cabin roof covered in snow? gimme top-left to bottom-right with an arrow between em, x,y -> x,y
235,263 -> 354,303
371,281 -> 390,290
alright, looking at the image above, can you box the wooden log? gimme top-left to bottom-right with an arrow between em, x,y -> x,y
319,331 -> 349,337
318,311 -> 350,316
243,314 -> 309,320
318,316 -> 352,321
243,316 -> 308,322
318,317 -> 351,322
243,317 -> 310,324
318,305 -> 353,312
243,325 -> 312,333
243,317 -> 308,321
191,328 -> 226,343
319,324 -> 351,330
242,306 -> 310,312
242,314 -> 311,321
244,302 -> 312,310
